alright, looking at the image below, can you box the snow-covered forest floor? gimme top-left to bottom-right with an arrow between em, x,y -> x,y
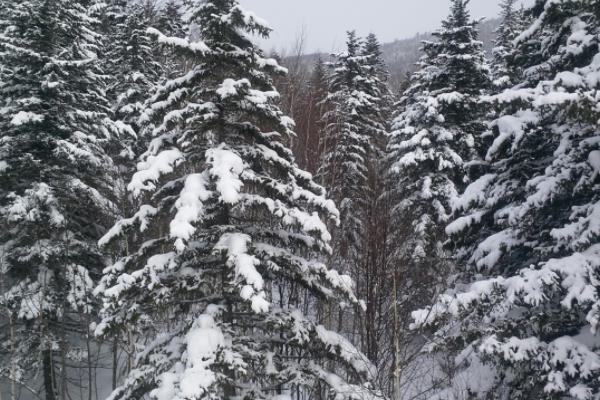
2,0 -> 600,399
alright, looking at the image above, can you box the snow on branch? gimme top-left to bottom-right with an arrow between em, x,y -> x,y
99,205 -> 158,247
146,27 -> 209,54
170,173 -> 211,252
214,233 -> 269,313
129,149 -> 184,196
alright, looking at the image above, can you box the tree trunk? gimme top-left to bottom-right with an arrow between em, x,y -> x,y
393,267 -> 401,400
43,348 -> 57,400
112,338 -> 118,390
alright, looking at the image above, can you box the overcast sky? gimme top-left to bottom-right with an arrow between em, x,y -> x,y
238,0 -> 533,54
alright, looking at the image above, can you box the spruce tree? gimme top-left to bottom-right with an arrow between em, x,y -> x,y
362,33 -> 392,152
356,32 -> 395,379
95,1 -> 379,398
0,1 -> 118,398
108,2 -> 163,136
154,0 -> 185,77
416,0 -> 600,398
155,0 -> 185,38
491,0 -> 525,90
386,0 -> 491,306
319,31 -> 382,278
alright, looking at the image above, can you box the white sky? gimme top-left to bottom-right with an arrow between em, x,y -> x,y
238,0 -> 534,53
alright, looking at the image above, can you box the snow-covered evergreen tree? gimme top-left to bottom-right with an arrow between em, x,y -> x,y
0,1 -> 118,398
108,1 -> 163,136
491,0 -> 525,89
386,0 -> 491,303
153,0 -> 185,78
320,31 -> 385,276
358,33 -> 397,392
155,0 -> 185,38
95,1 -> 379,398
415,0 -> 600,398
362,33 -> 393,151
363,33 -> 391,96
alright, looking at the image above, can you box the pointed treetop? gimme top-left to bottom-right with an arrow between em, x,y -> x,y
346,30 -> 361,56
189,0 -> 272,44
445,0 -> 472,29
364,33 -> 383,59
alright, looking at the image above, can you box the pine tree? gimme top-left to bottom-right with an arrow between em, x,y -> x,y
386,0 -> 491,305
95,1 -> 379,398
415,0 -> 600,398
0,1 -> 118,399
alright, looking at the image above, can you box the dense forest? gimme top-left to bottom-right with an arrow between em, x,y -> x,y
2,0 -> 600,399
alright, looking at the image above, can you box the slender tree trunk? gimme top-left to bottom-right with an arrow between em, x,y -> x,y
221,216 -> 236,398
9,304 -> 17,400
86,314 -> 93,400
112,339 -> 118,390
393,266 -> 401,400
43,348 -> 56,400
60,330 -> 67,400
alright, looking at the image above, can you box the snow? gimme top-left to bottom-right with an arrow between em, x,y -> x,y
232,5 -> 270,29
146,27 -> 209,53
415,243 -> 600,331
66,265 -> 94,312
150,313 -> 224,400
487,110 -> 538,159
99,205 -> 158,247
10,111 -> 44,126
150,373 -> 177,400
280,115 -> 295,129
452,174 -> 496,212
552,201 -> 600,251
588,150 -> 600,175
324,269 -> 358,304
437,91 -> 465,104
310,364 -> 380,400
316,325 -> 376,378
103,252 -> 177,299
472,229 -> 518,269
6,183 -> 65,226
18,289 -> 44,320
514,3 -> 545,46
170,173 -> 210,252
180,314 -> 224,398
480,335 -> 541,362
556,71 -> 584,88
214,233 -> 268,313
207,145 -> 245,204
216,78 -> 250,99
478,333 -> 600,400
285,209 -> 332,242
533,91 -> 579,107
129,149 -> 183,196
446,210 -> 486,236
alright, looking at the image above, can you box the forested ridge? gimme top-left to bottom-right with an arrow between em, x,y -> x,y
2,0 -> 600,400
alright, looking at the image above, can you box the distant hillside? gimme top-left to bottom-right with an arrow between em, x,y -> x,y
383,18 -> 499,88
292,18 -> 500,91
